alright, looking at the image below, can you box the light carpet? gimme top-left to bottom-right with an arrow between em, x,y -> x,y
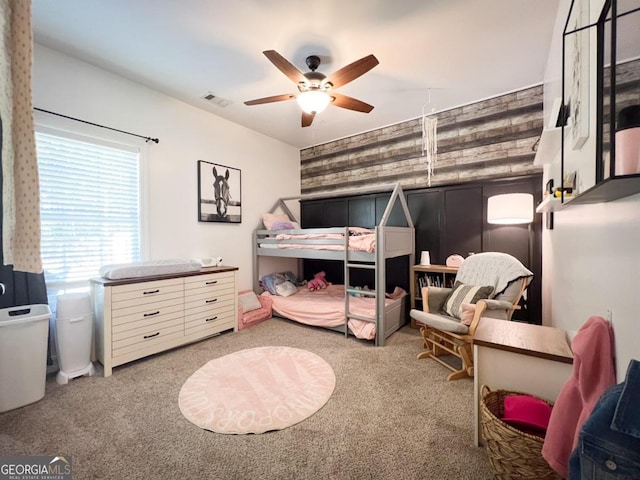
0,319 -> 494,479
179,346 -> 336,434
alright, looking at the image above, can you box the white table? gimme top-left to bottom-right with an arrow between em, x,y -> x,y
473,318 -> 574,446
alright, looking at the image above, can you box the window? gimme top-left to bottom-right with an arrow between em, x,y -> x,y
36,129 -> 144,297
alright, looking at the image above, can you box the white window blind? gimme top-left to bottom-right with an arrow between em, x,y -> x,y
36,131 -> 141,291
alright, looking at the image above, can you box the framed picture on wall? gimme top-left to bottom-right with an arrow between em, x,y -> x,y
566,0 -> 590,150
197,160 -> 242,223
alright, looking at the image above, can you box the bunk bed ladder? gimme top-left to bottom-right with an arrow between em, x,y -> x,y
344,226 -> 377,339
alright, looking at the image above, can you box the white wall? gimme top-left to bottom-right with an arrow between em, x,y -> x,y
33,44 -> 300,291
542,0 -> 640,381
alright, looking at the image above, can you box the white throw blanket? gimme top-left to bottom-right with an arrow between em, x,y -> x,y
455,252 -> 533,296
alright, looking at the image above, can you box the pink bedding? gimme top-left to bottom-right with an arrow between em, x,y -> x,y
274,227 -> 376,253
262,284 -> 406,340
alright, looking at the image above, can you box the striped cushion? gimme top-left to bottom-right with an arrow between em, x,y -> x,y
442,281 -> 494,319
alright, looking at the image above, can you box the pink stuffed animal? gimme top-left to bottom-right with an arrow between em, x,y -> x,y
307,271 -> 329,291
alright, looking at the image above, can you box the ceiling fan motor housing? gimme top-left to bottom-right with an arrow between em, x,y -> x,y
300,73 -> 330,92
305,55 -> 321,71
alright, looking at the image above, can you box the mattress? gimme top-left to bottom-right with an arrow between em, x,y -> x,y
261,227 -> 376,252
263,284 -> 406,340
99,259 -> 202,280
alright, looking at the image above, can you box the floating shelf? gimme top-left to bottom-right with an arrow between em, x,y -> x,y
535,195 -> 574,213
533,127 -> 562,166
536,174 -> 640,214
568,174 -> 640,205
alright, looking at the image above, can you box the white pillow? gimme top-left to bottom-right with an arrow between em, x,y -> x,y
238,291 -> 262,312
275,281 -> 298,297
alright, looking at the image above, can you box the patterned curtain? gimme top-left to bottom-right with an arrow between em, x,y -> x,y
0,0 -> 42,273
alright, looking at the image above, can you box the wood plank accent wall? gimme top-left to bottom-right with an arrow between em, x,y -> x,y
604,59 -> 640,129
300,85 -> 544,195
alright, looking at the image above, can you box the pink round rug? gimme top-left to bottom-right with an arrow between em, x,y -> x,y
178,346 -> 336,434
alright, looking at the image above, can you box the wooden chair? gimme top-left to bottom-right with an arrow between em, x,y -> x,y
410,252 -> 532,381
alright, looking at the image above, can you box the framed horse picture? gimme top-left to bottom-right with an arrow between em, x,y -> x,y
197,160 -> 242,223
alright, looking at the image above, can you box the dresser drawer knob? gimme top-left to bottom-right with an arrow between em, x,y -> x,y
143,332 -> 160,339
205,280 -> 218,285
143,310 -> 160,317
205,298 -> 218,304
143,289 -> 160,295
205,316 -> 218,323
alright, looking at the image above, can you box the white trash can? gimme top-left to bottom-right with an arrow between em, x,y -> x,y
55,293 -> 95,385
0,304 -> 52,413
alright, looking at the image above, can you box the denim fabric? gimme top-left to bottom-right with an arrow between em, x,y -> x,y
569,360 -> 640,479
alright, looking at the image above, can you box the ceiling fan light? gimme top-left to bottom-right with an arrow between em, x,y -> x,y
297,90 -> 330,114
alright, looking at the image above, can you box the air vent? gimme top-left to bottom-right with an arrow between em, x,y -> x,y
201,92 -> 231,108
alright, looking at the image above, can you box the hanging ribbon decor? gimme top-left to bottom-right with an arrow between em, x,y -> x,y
422,115 -> 438,186
421,92 -> 438,187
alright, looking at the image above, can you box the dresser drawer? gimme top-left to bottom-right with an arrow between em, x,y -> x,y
184,308 -> 235,337
184,301 -> 235,327
111,300 -> 184,326
112,321 -> 184,355
112,315 -> 183,343
184,290 -> 235,311
184,271 -> 235,291
111,278 -> 184,304
112,307 -> 184,335
112,289 -> 183,311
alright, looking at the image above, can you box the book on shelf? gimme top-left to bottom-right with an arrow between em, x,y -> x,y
417,273 -> 446,289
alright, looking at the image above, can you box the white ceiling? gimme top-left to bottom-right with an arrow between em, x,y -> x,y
32,0 -> 560,149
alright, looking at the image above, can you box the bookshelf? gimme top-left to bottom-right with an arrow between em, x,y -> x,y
410,264 -> 459,328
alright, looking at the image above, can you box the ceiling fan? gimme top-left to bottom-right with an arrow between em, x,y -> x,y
244,50 -> 379,127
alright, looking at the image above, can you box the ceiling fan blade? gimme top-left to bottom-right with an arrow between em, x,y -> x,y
263,50 -> 307,85
302,112 -> 315,127
331,93 -> 374,113
244,93 -> 296,106
326,54 -> 379,89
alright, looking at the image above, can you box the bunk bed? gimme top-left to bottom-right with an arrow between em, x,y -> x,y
253,183 -> 415,346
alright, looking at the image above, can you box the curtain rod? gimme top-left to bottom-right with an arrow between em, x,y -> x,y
34,107 -> 159,144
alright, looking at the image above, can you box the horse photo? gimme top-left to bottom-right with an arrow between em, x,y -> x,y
198,161 -> 241,223
212,166 -> 230,218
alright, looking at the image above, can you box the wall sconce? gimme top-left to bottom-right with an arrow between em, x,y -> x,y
487,193 -> 534,225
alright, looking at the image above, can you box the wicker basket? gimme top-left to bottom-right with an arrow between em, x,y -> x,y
480,385 -> 563,480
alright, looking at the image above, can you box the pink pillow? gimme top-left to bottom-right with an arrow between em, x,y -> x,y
460,303 -> 476,326
502,394 -> 553,434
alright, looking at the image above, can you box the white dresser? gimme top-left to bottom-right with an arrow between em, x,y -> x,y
91,267 -> 238,377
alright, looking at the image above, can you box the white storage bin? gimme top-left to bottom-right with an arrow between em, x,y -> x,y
55,293 -> 95,384
0,304 -> 52,413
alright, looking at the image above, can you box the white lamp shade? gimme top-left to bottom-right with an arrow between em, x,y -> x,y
296,91 -> 330,114
487,193 -> 534,225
